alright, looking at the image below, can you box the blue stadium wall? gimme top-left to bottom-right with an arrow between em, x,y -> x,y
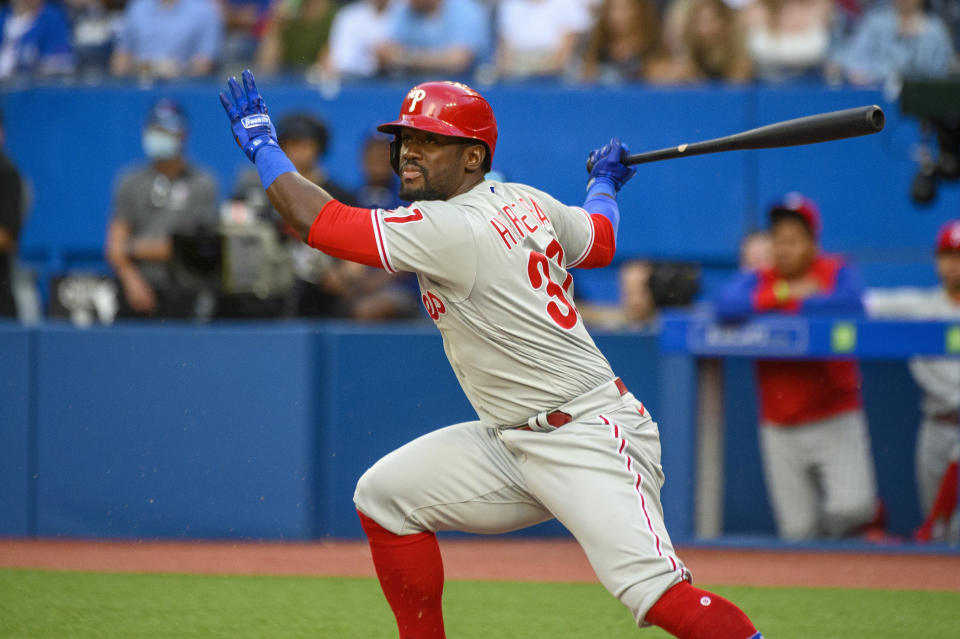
0,321 -> 924,542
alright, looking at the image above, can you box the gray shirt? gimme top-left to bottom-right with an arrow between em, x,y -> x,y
111,163 -> 218,290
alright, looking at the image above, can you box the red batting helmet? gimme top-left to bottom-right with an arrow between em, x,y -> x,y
769,192 -> 821,239
377,81 -> 498,174
936,220 -> 960,253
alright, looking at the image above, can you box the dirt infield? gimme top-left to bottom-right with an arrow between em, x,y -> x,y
2,538 -> 959,591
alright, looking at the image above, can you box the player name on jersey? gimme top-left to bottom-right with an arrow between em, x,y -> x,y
488,196 -> 551,251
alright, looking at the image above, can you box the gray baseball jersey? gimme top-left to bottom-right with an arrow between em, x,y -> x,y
355,179 -> 690,625
371,179 -> 615,427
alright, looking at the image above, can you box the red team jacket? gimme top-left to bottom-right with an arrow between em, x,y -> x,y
714,255 -> 866,426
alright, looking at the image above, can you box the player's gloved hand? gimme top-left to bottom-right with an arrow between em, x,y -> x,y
219,69 -> 279,163
587,137 -> 636,192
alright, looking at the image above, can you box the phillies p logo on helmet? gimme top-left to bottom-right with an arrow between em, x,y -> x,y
408,89 -> 427,113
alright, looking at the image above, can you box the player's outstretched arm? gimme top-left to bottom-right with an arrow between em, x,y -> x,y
219,70 -> 333,240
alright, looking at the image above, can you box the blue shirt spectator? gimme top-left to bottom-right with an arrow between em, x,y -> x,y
832,0 -> 955,86
67,0 -> 126,78
220,0 -> 271,65
0,0 -> 75,80
110,0 -> 223,78
929,0 -> 960,53
378,0 -> 490,76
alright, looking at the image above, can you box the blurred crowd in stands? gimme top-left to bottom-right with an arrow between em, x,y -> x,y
0,0 -> 957,88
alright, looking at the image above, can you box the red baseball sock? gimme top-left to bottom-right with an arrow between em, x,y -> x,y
645,581 -> 761,639
915,460 -> 958,542
358,510 -> 446,639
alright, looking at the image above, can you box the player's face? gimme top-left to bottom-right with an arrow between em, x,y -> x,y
397,128 -> 474,201
936,252 -> 960,299
771,219 -> 816,279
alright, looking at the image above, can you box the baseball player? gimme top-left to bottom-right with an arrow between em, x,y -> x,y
865,220 -> 960,537
220,70 -> 763,639
714,194 -> 878,541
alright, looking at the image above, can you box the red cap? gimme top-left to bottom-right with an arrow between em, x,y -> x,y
769,192 -> 821,238
378,81 -> 497,171
936,220 -> 960,253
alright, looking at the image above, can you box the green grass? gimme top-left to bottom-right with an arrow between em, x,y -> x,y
1,569 -> 958,638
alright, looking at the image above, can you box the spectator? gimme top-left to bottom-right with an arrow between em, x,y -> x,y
739,229 -> 773,271
864,220 -> 960,534
314,259 -> 420,320
219,0 -> 271,65
831,0 -> 874,39
231,111 -> 354,215
105,99 -> 219,318
929,0 -> 960,54
579,259 -> 657,329
580,259 -> 698,329
0,0 -> 75,80
493,0 -> 590,79
301,130 -> 419,322
680,0 -> 752,81
377,0 -> 490,77
65,0 -> 125,78
580,0 -> 663,83
232,112 -> 358,317
0,108 -> 24,318
110,0 -> 223,79
741,0 -> 833,81
256,0 -> 337,74
318,0 -> 392,79
829,0 -> 954,87
714,192 -> 879,540
354,132 -> 400,210
619,259 -> 658,326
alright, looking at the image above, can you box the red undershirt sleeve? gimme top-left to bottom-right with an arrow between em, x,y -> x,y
306,200 -> 385,269
575,213 -> 616,269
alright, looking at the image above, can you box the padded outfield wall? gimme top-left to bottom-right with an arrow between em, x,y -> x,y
0,321 -> 924,542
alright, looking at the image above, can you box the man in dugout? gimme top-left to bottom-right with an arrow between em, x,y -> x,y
714,193 -> 880,540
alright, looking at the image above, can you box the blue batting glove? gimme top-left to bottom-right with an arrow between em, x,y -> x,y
587,137 -> 637,192
219,69 -> 279,163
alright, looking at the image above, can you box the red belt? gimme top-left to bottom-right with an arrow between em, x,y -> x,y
518,378 -> 628,430
932,410 -> 960,426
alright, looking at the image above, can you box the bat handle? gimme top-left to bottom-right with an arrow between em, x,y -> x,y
585,154 -> 629,174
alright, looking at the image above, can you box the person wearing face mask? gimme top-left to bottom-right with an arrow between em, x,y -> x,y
105,98 -> 218,318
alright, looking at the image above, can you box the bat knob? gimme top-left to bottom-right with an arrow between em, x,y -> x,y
586,155 -> 595,174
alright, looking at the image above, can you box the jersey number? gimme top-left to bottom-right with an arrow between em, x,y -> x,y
527,239 -> 577,330
383,208 -> 424,224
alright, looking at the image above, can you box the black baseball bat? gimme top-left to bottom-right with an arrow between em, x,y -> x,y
586,105 -> 885,172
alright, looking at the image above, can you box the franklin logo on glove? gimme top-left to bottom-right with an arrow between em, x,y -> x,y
241,114 -> 271,129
